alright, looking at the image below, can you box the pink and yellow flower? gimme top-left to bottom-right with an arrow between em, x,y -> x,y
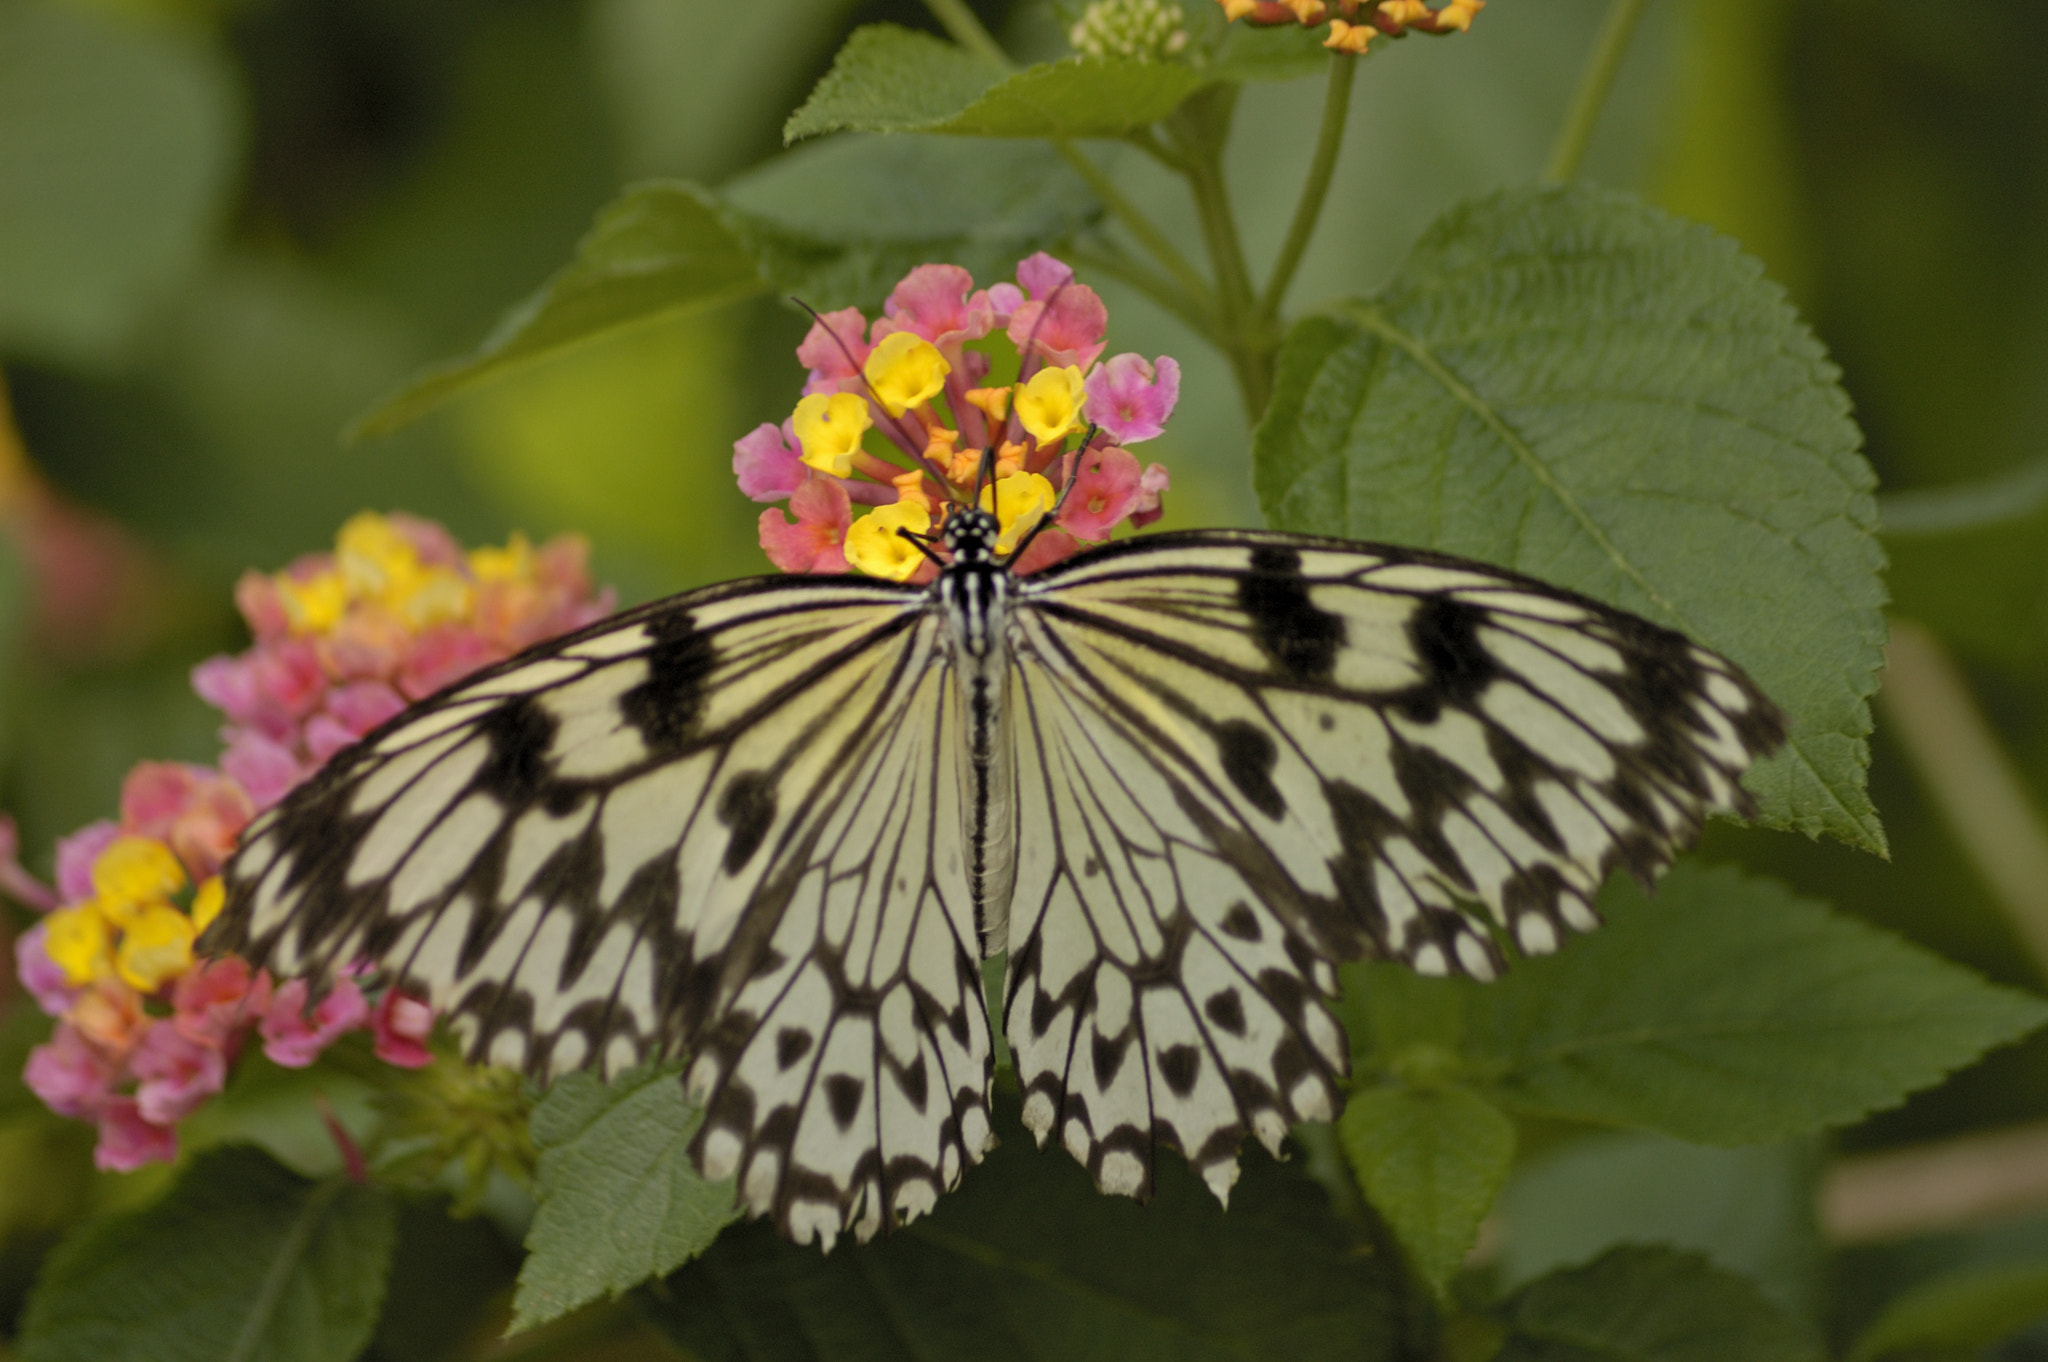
4,512 -> 615,1171
739,255 -> 1177,578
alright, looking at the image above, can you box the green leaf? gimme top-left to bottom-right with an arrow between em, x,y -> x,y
512,1059 -> 736,1332
1340,1084 -> 1514,1292
1345,863 -> 2048,1144
1493,1246 -> 1824,1362
15,1147 -> 395,1362
348,182 -> 762,439
1848,1260 -> 2048,1361
1496,1134 -> 1823,1315
1254,183 -> 1887,853
785,25 -> 1202,142
349,136 -> 1094,438
646,1100 -> 1401,1362
0,0 -> 239,363
1480,865 -> 2048,1141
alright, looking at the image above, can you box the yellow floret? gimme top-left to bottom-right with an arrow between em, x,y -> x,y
792,392 -> 873,478
469,533 -> 534,583
1015,366 -> 1087,445
980,472 -> 1058,555
92,837 -> 187,921
190,877 -> 225,934
115,905 -> 197,993
44,903 -> 113,986
337,511 -> 428,606
845,499 -> 933,582
278,569 -> 350,634
864,332 -> 952,417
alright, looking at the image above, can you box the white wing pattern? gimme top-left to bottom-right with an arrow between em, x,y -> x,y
212,529 -> 1784,1248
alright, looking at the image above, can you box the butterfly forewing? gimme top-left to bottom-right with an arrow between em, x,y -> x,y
213,523 -> 1784,1247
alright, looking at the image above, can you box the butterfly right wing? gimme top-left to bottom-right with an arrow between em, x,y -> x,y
213,573 -> 993,1245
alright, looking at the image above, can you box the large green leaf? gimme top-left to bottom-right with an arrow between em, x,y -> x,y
15,1147 -> 395,1362
1254,183 -> 1887,853
1343,863 -> 2048,1145
1339,1083 -> 1513,1293
1492,1246 -> 1824,1362
1848,1261 -> 2048,1362
350,136 -> 1094,438
0,0 -> 240,363
784,25 -> 1202,142
1495,1133 -> 1823,1315
646,1100 -> 1401,1362
512,1059 -> 735,1332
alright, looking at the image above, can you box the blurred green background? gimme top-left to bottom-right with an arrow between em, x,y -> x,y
3,0 -> 2047,1348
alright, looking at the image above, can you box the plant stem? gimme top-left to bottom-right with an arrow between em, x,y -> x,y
1056,142 -> 1215,310
920,0 -> 1010,65
1880,618 -> 2048,979
1172,87 -> 1273,417
1261,52 -> 1358,316
1543,0 -> 1650,183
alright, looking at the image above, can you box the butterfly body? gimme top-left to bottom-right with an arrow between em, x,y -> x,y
210,527 -> 1784,1248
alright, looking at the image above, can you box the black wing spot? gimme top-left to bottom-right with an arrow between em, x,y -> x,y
717,771 -> 778,874
1240,545 -> 1344,681
1203,989 -> 1247,1037
620,608 -> 716,756
1405,595 -> 1497,711
1215,720 -> 1285,820
775,1027 -> 813,1071
1219,903 -> 1262,943
1158,1044 -> 1202,1098
476,696 -> 557,804
1092,1029 -> 1130,1086
823,1073 -> 864,1131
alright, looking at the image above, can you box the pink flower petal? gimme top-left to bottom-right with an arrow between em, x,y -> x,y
882,264 -> 994,348
24,1024 -> 116,1119
325,680 -> 407,737
1016,252 -> 1075,298
796,307 -> 873,384
399,627 -> 499,700
233,570 -> 290,640
759,474 -> 854,574
733,421 -> 809,503
1056,444 -> 1143,541
1007,283 -> 1108,371
221,733 -> 306,811
173,957 -> 269,1049
16,923 -> 80,1015
131,1022 -> 228,1125
1083,354 -> 1180,445
1131,461 -> 1172,528
1010,527 -> 1082,576
261,977 -> 369,1068
94,1097 -> 177,1171
373,988 -> 435,1068
55,821 -> 119,902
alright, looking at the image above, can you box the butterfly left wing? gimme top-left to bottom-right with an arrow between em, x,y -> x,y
1000,530 -> 1785,1202
212,575 -> 996,1246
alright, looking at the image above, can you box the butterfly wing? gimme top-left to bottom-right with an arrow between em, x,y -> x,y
213,574 -> 994,1246
1001,530 -> 1784,1200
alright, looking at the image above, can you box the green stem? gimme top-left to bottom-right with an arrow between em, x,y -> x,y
1543,0 -> 1650,183
919,0 -> 1010,65
1881,619 -> 2048,980
1261,52 -> 1358,316
1172,87 -> 1272,417
1056,142 -> 1214,309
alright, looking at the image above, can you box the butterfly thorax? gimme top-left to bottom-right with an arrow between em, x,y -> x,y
935,506 -> 1017,947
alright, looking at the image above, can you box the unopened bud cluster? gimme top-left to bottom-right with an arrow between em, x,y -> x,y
1069,0 -> 1190,61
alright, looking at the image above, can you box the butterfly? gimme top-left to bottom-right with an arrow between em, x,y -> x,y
208,503 -> 1785,1249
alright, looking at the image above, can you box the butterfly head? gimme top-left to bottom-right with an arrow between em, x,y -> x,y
943,506 -> 1002,566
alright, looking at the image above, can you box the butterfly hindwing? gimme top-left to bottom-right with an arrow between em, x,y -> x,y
999,531 -> 1783,1197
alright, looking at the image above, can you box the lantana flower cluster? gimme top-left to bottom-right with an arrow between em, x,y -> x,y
4,513 -> 613,1171
734,254 -> 1176,581
1215,0 -> 1483,53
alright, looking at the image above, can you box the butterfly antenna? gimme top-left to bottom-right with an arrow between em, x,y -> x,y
789,297 -> 956,496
